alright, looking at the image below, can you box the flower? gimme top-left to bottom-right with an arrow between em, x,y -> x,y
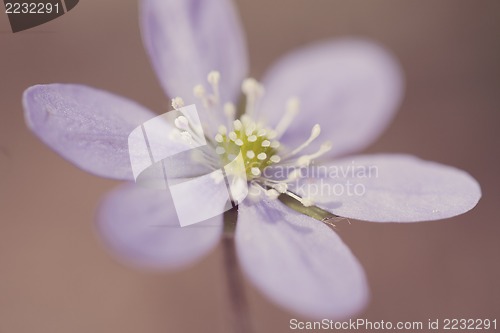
22,0 -> 481,320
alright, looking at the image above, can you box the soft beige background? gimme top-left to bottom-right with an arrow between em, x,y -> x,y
1,1 -> 499,332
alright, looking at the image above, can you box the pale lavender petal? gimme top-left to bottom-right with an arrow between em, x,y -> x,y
258,39 -> 404,157
236,199 -> 368,319
97,183 -> 223,269
295,154 -> 481,222
23,84 -> 159,180
141,0 -> 248,107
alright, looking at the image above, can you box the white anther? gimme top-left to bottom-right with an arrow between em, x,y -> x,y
311,124 -> 321,139
171,97 -> 185,110
224,103 -> 236,119
235,139 -> 244,146
242,78 -> 264,116
248,135 -> 257,142
270,155 -> 281,163
207,71 -> 220,85
248,183 -> 263,201
174,116 -> 189,130
261,140 -> 270,147
257,129 -> 267,136
274,183 -> 288,194
218,125 -> 227,134
240,114 -> 251,125
251,167 -> 261,176
228,131 -> 237,141
266,189 -> 280,200
245,122 -> 256,136
257,153 -> 267,160
216,147 -> 226,155
233,119 -> 242,131
246,150 -> 255,159
193,85 -> 205,98
215,133 -> 224,143
242,78 -> 260,95
271,141 -> 280,149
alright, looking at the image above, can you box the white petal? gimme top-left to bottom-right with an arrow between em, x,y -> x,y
258,39 -> 404,157
236,199 -> 368,319
295,154 -> 482,222
97,184 -> 223,269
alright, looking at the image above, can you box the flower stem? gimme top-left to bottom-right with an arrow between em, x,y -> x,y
222,208 -> 253,333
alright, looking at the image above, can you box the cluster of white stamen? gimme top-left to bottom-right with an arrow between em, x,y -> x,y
171,97 -> 185,110
179,72 -> 334,207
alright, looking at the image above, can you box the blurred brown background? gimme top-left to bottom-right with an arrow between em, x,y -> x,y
1,1 -> 499,332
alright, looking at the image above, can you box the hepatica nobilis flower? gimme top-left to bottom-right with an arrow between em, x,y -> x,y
23,0 -> 481,319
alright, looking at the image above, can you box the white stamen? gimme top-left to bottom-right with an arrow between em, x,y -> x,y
285,190 -> 314,207
261,140 -> 271,147
270,155 -> 281,163
242,78 -> 264,116
275,97 -> 300,137
207,71 -> 221,104
218,125 -> 227,134
242,78 -> 260,95
296,142 -> 332,166
193,85 -> 205,98
207,71 -> 220,85
286,124 -> 321,158
235,139 -> 244,146
228,131 -> 237,141
215,147 -> 226,155
271,141 -> 280,149
257,153 -> 267,160
233,119 -> 242,131
224,102 -> 236,121
274,183 -> 288,194
257,129 -> 267,136
266,189 -> 280,199
215,133 -> 224,143
248,135 -> 257,142
246,150 -> 255,159
248,183 -> 264,201
251,167 -> 261,176
308,141 -> 333,160
171,97 -> 184,110
174,116 -> 189,130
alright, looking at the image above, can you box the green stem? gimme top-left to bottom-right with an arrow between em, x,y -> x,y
222,208 -> 253,333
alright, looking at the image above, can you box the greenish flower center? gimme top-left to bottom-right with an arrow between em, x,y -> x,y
214,116 -> 281,180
